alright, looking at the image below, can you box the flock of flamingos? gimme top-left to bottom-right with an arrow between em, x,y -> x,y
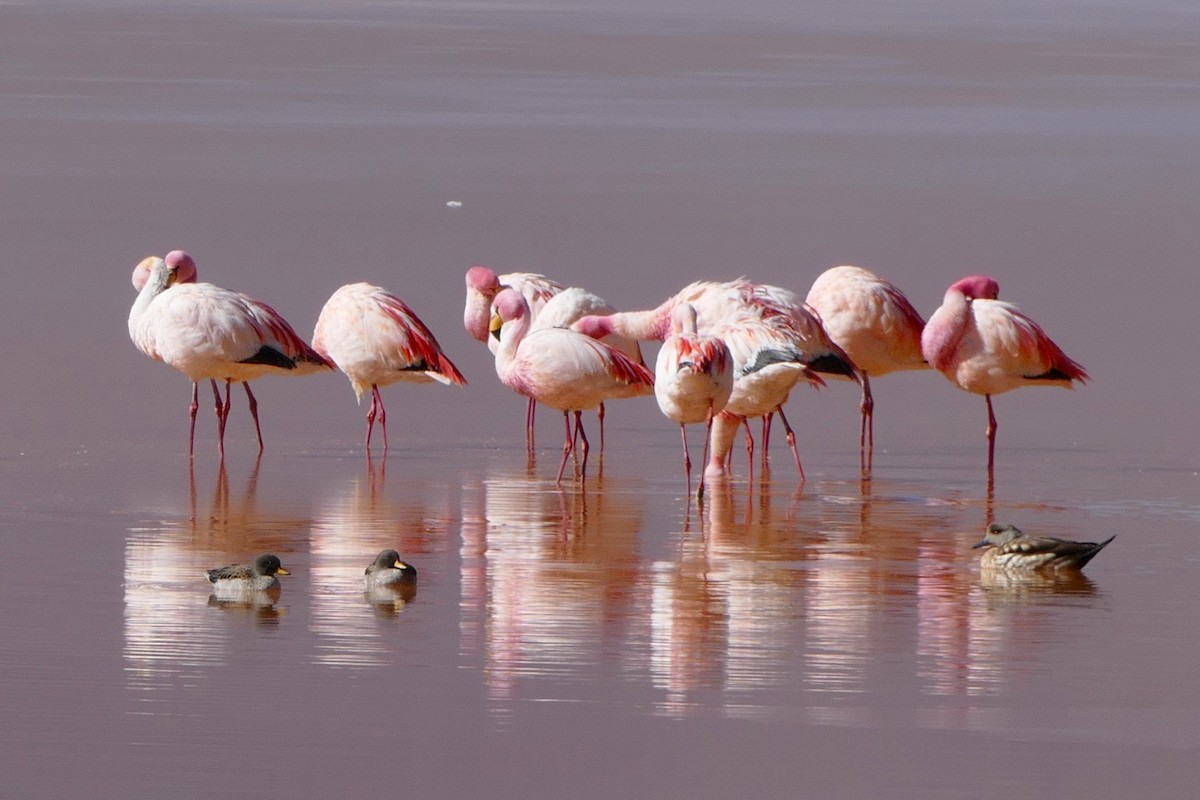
127,251 -> 1090,498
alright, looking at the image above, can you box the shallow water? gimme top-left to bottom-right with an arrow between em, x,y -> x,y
2,2 -> 1200,798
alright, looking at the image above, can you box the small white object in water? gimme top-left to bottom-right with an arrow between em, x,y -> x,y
446,200 -> 463,208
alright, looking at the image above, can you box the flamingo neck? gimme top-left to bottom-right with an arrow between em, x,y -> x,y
493,312 -> 532,387
922,290 -> 970,372
463,291 -> 493,343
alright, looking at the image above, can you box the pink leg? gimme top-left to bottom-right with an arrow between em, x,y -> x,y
775,406 -> 805,482
242,382 -> 264,454
373,385 -> 389,454
860,374 -> 874,473
986,394 -> 997,472
188,382 -> 201,458
696,405 -> 715,500
574,410 -> 591,481
555,411 -> 574,485
210,380 -> 227,458
742,418 -> 755,485
526,397 -> 537,454
365,387 -> 378,451
761,413 -> 773,469
598,402 -> 606,453
679,422 -> 692,496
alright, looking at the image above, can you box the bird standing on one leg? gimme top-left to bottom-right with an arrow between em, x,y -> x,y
654,303 -> 733,498
313,283 -> 466,454
806,265 -> 927,471
921,275 -> 1088,473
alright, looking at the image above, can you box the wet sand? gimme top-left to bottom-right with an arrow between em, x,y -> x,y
2,2 -> 1199,798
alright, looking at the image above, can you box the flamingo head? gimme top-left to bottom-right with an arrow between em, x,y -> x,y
163,250 -> 199,284
949,275 -> 1000,301
489,287 -> 530,341
130,256 -> 163,291
465,265 -> 501,296
572,314 -> 614,340
669,303 -> 699,337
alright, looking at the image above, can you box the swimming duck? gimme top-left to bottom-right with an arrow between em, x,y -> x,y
973,523 -> 1114,572
365,550 -> 417,588
206,553 -> 290,596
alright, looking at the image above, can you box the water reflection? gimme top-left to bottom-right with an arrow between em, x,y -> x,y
461,470 -> 645,715
308,458 -> 448,669
123,459 -> 306,696
123,454 -> 1117,726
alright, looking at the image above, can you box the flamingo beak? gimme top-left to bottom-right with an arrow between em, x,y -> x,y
489,312 -> 503,341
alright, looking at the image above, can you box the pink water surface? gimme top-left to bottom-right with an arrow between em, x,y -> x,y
2,2 -> 1199,798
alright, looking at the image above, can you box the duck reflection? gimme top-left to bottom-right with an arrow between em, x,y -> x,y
308,460 -> 449,668
123,459 -> 305,695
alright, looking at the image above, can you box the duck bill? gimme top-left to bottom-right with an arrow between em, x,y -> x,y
970,539 -> 989,549
276,567 -> 291,575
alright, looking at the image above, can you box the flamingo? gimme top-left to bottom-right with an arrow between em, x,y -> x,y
702,312 -> 826,483
463,266 -> 564,347
531,286 -> 645,450
465,266 -> 642,450
464,266 -> 562,449
312,283 -> 467,454
573,278 -> 855,375
128,250 -> 333,457
805,265 -> 928,469
575,278 -> 857,473
654,304 -> 733,497
489,287 -> 654,485
921,275 -> 1088,471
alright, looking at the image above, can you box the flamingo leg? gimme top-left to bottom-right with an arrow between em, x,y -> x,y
775,405 -> 806,483
986,394 -> 997,471
373,384 -> 389,454
555,411 -> 574,485
188,382 -> 201,458
526,397 -> 537,454
742,417 -> 755,485
679,422 -> 692,496
860,374 -> 874,473
575,410 -> 590,481
210,380 -> 227,458
598,401 -> 606,454
697,405 -> 714,501
242,382 -> 264,454
761,413 -> 773,469
365,388 -> 379,451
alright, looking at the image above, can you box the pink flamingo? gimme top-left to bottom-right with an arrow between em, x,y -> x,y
805,265 -> 927,469
921,275 -> 1088,470
313,283 -> 467,454
128,250 -> 333,457
463,266 -> 564,347
702,312 -> 825,483
490,288 -> 654,485
465,266 -> 642,450
654,304 -> 733,497
575,278 -> 857,470
464,266 -> 562,449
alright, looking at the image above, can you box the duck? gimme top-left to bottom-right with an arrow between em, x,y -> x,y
973,523 -> 1114,572
206,554 -> 290,596
365,550 -> 417,588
